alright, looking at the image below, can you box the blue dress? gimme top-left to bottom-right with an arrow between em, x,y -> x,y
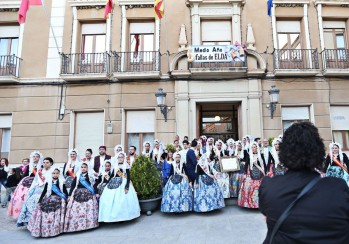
161,163 -> 193,213
193,165 -> 225,212
98,165 -> 140,222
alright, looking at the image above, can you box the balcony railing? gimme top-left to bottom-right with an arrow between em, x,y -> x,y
189,60 -> 246,69
112,51 -> 160,72
60,52 -> 110,75
273,49 -> 319,70
322,49 -> 349,70
0,55 -> 21,78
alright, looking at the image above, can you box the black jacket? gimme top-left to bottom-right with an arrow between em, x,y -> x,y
259,170 -> 349,244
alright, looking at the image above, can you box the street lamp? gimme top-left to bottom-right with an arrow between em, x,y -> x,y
155,88 -> 171,122
268,85 -> 280,119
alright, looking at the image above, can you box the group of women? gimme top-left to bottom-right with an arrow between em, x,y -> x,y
3,134 -> 349,238
6,151 -> 140,238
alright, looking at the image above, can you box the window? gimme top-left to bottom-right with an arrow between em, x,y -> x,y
74,112 -> 104,156
277,21 -> 302,61
201,20 -> 232,45
331,106 -> 349,150
282,106 -> 310,131
0,115 -> 12,158
126,110 -> 155,155
129,22 -> 155,63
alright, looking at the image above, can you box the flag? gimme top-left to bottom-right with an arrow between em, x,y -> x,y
133,34 -> 140,58
154,0 -> 164,20
267,0 -> 273,16
18,0 -> 42,24
104,0 -> 113,20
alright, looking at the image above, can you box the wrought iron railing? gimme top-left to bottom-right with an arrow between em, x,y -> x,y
0,54 -> 21,77
112,51 -> 160,72
273,49 -> 319,70
60,52 -> 110,75
322,49 -> 349,70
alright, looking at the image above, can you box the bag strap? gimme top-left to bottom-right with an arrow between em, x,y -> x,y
269,176 -> 321,244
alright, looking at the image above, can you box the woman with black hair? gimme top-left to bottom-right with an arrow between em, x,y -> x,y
2,168 -> 22,208
28,168 -> 68,237
259,122 -> 349,244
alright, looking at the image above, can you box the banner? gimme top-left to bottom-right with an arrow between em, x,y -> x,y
188,44 -> 245,63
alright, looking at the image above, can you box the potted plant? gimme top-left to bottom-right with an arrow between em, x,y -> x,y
131,155 -> 162,216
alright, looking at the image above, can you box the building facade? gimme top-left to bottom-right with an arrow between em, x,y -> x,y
0,0 -> 348,163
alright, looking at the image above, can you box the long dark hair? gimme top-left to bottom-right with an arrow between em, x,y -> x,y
14,168 -> 22,181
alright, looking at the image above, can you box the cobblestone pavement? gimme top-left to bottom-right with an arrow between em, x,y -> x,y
0,194 -> 267,244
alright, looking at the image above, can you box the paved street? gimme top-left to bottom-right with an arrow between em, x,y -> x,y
0,199 -> 267,244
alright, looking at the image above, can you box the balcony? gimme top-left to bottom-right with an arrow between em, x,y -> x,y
189,60 -> 247,79
60,52 -> 110,81
112,51 -> 161,80
273,49 -> 320,76
0,55 -> 21,83
322,49 -> 349,76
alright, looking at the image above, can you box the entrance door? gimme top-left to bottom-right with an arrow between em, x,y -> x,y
198,103 -> 239,141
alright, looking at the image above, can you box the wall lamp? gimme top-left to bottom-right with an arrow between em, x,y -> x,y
268,85 -> 280,119
155,88 -> 172,122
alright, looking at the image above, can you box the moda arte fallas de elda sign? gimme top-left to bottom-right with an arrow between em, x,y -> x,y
187,44 -> 245,63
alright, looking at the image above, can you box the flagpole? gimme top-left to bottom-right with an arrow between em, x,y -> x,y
40,0 -> 61,55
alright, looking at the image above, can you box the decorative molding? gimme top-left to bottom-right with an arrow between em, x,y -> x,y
76,5 -> 104,10
314,1 -> 349,7
124,4 -> 153,10
0,8 -> 18,12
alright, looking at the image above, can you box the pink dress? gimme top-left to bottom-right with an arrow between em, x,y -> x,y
7,176 -> 34,219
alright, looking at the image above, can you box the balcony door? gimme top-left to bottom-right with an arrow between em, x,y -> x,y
80,23 -> 107,73
323,21 -> 348,69
0,26 -> 19,76
276,21 -> 304,69
128,22 -> 155,72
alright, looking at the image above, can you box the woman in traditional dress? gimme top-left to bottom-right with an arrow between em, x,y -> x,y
142,141 -> 151,157
94,159 -> 114,196
229,140 -> 247,198
193,155 -> 225,212
98,153 -> 140,222
324,142 -> 349,185
238,142 -> 266,209
225,138 -> 236,156
150,139 -> 164,163
64,163 -> 99,233
62,149 -> 82,190
266,138 -> 286,177
210,141 -> 230,198
161,153 -> 193,213
17,157 -> 54,227
27,167 -> 68,237
7,152 -> 43,219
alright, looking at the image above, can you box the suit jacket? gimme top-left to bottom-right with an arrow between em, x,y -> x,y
185,148 -> 198,183
259,170 -> 349,244
93,154 -> 111,174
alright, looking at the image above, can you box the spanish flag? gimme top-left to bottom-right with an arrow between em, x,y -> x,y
18,0 -> 42,24
104,0 -> 113,20
154,0 -> 164,20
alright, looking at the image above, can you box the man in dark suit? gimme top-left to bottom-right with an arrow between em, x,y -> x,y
185,139 -> 198,188
94,145 -> 111,175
